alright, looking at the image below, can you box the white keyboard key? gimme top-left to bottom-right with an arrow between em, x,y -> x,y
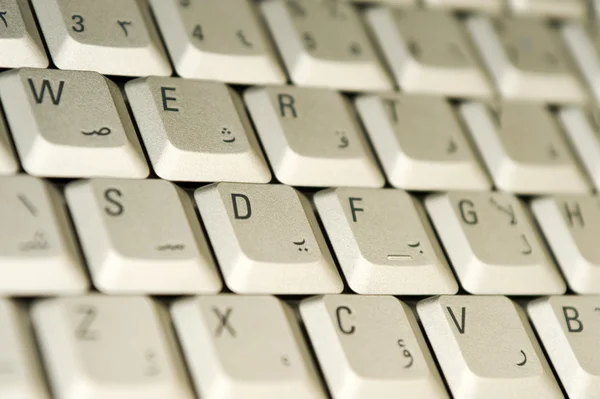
0,0 -> 48,68
531,195 -> 600,294
528,296 -> 600,399
195,183 -> 343,294
65,179 -> 222,295
314,188 -> 458,295
0,107 -> 18,175
355,94 -> 491,191
422,0 -> 503,13
0,68 -> 149,179
149,0 -> 284,85
245,86 -> 383,187
467,16 -> 585,103
460,101 -> 590,194
558,106 -> 600,190
32,295 -> 194,399
0,299 -> 50,399
508,0 -> 585,18
562,23 -> 600,104
347,0 -> 416,4
366,8 -> 491,98
261,0 -> 392,91
0,175 -> 89,295
126,77 -> 271,183
31,0 -> 170,76
425,191 -> 566,295
418,295 -> 562,399
172,295 -> 326,399
300,295 -> 449,399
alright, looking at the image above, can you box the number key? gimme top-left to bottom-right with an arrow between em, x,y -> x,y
0,0 -> 48,68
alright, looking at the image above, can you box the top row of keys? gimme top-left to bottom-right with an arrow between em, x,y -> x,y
0,0 -> 596,102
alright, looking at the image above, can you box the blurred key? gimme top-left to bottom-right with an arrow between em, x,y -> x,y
245,85 -> 384,187
149,0 -> 284,84
0,0 -> 48,68
31,0 -> 171,76
0,175 -> 89,295
508,0 -> 585,18
66,179 -> 222,295
261,0 -> 392,91
0,107 -> 18,175
300,295 -> 449,399
0,68 -> 149,179
422,0 -> 503,13
562,22 -> 600,104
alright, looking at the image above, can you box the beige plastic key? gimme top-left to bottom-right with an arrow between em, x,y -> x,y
562,23 -> 600,104
467,16 -> 585,103
528,296 -> 600,399
558,106 -> 600,190
460,101 -> 590,194
355,94 -> 491,191
0,107 -> 18,175
425,191 -> 566,295
422,0 -> 503,13
531,195 -> 600,294
195,183 -> 343,294
0,175 -> 89,295
366,8 -> 491,98
31,295 -> 194,399
126,77 -> 271,183
0,0 -> 48,68
261,0 -> 392,91
314,188 -> 458,295
31,0 -> 170,76
65,179 -> 222,295
300,295 -> 449,399
508,0 -> 585,18
0,68 -> 149,179
149,0 -> 284,84
171,295 -> 326,399
346,0 -> 416,4
418,295 -> 562,399
244,85 -> 384,187
0,298 -> 50,399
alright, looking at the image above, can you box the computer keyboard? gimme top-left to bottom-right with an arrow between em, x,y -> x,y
3,0 -> 600,398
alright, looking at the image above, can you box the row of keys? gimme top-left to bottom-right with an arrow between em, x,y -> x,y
3,69 -> 600,194
2,294 -> 598,399
1,0 -> 598,100
5,176 -> 600,295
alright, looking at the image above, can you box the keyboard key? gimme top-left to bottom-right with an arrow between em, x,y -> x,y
0,107 -> 18,175
261,0 -> 392,91
31,0 -> 171,76
467,16 -> 585,103
355,94 -> 491,191
31,295 -> 194,399
562,23 -> 600,104
460,101 -> 590,194
425,191 -> 566,295
149,0 -> 285,85
0,0 -> 48,68
65,179 -> 222,295
300,295 -> 449,399
366,8 -> 491,98
0,68 -> 149,179
422,0 -> 503,13
125,77 -> 271,183
245,86 -> 384,187
0,175 -> 88,295
172,295 -> 326,399
418,296 -> 562,399
528,296 -> 600,399
314,188 -> 458,295
531,195 -> 600,294
558,106 -> 600,190
508,0 -> 585,18
0,298 -> 50,399
195,183 -> 343,294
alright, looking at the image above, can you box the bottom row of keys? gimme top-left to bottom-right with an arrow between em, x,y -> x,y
2,294 -> 597,399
